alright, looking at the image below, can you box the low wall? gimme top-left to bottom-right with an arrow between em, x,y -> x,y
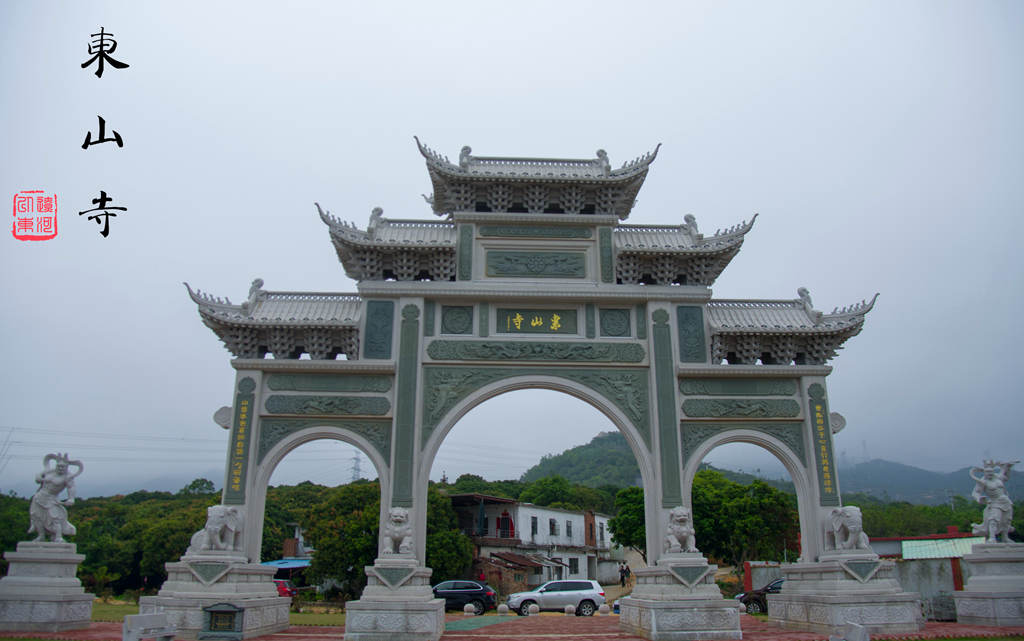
892,558 -> 960,621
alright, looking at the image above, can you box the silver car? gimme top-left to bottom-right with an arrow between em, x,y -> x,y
507,579 -> 606,616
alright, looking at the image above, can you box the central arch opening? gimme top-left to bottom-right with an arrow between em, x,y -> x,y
424,385 -> 650,607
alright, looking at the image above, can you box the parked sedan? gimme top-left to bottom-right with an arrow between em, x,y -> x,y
507,580 -> 606,616
431,580 -> 497,615
735,577 -> 784,614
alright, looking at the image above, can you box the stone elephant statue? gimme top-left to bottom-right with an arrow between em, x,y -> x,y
826,505 -> 871,551
186,505 -> 245,555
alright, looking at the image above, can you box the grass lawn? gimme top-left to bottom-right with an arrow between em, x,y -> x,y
89,599 -> 346,626
91,601 -> 137,621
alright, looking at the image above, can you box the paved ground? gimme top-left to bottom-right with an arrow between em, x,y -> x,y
4,615 -> 1023,641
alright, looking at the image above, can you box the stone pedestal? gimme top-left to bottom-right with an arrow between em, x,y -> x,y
954,542 -> 1024,626
0,542 -> 94,632
343,556 -> 445,641
619,554 -> 741,640
139,553 -> 290,639
769,553 -> 922,635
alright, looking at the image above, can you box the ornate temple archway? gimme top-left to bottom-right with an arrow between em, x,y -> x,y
148,141 -> 919,641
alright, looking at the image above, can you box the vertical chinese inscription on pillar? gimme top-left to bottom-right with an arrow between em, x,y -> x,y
653,309 -> 682,507
224,377 -> 255,505
808,383 -> 839,506
392,304 -> 420,508
676,306 -> 707,363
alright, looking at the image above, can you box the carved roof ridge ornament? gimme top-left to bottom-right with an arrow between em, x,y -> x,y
185,281 -> 362,328
615,213 -> 757,253
707,292 -> 878,335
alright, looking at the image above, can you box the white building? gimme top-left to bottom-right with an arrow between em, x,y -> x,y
449,494 -> 622,591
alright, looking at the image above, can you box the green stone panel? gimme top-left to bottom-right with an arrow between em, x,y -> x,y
636,304 -> 647,340
600,308 -> 631,337
676,306 -> 707,363
441,306 -> 474,335
264,395 -> 391,416
679,378 -> 796,396
653,310 -> 682,507
458,224 -> 473,281
424,300 -> 435,337
680,421 -> 806,469
258,418 -> 392,464
364,300 -> 394,359
844,560 -> 881,582
266,374 -> 393,393
485,251 -> 586,278
478,225 -> 592,239
599,227 -> 613,283
189,562 -> 229,584
669,565 -> 710,587
224,377 -> 255,505
421,366 -> 650,450
393,304 -> 421,507
479,304 -> 489,338
681,399 -> 800,418
586,304 -> 596,339
496,309 -> 577,334
374,566 -> 414,588
427,340 -> 644,362
808,383 -> 840,506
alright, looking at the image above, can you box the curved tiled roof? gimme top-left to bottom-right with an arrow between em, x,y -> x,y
708,294 -> 878,334
615,215 -> 756,253
414,137 -> 659,181
318,203 -> 456,247
185,282 -> 361,327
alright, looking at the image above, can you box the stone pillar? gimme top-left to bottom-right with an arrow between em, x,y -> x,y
139,551 -> 290,640
0,542 -> 94,632
619,553 -> 741,641
954,542 -> 1024,626
769,551 -> 922,635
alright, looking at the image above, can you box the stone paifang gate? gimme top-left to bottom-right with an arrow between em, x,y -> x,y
144,141 -> 922,640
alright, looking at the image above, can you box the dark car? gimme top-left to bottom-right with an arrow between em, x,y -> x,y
431,580 -> 497,615
735,577 -> 783,614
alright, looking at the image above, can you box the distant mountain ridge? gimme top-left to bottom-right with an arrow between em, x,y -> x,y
520,432 -> 1022,505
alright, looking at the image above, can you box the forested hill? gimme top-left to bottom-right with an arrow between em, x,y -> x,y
520,432 -> 1022,505
520,431 -> 795,493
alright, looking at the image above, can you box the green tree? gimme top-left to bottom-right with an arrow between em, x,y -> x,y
519,476 -> 577,508
607,486 -> 646,562
178,478 -> 217,496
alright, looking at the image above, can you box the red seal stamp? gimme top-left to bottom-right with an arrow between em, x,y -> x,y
13,190 -> 58,241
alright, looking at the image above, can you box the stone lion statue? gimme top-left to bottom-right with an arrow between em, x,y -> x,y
186,505 -> 245,555
382,507 -> 413,555
826,506 -> 871,551
663,506 -> 698,554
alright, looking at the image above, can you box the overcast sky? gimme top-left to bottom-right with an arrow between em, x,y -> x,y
1,1 -> 1021,498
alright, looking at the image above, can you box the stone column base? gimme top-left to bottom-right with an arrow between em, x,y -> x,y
343,557 -> 444,641
618,555 -> 741,640
139,595 -> 289,640
769,591 -> 922,635
953,591 -> 1024,626
0,542 -> 94,632
140,556 -> 290,639
620,597 -> 742,640
343,598 -> 445,641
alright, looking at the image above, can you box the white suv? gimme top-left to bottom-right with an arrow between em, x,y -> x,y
507,579 -> 606,616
